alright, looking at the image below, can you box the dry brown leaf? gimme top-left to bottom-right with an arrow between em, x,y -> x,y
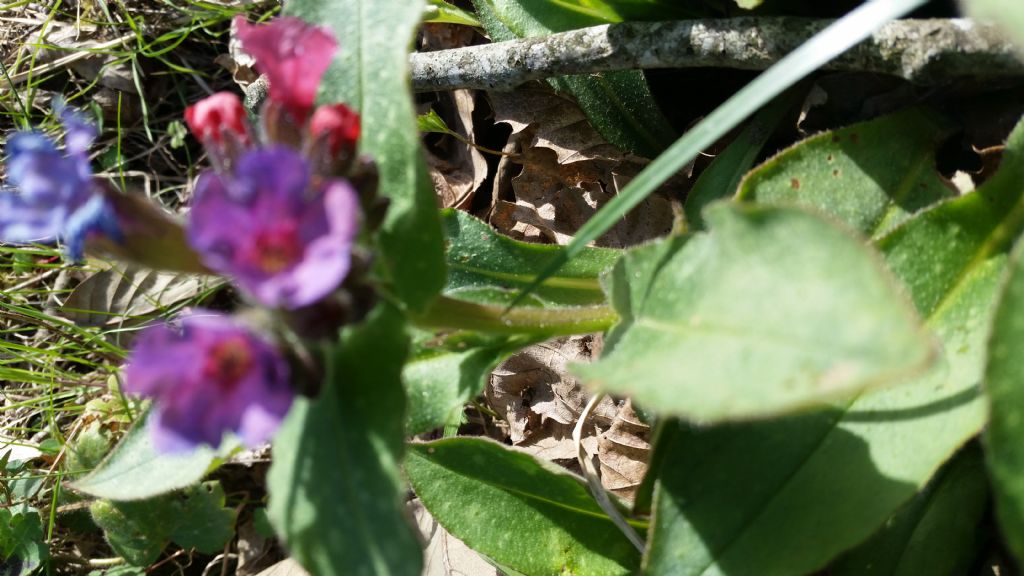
411,498 -> 498,576
486,83 -> 676,247
424,90 -> 489,209
597,400 -> 651,501
490,142 -> 674,247
25,23 -> 137,94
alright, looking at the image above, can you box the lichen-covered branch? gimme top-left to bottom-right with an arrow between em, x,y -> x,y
410,17 -> 1023,91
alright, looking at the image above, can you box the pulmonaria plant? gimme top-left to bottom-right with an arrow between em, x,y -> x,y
184,16 -> 363,310
0,108 -> 120,259
125,311 -> 293,453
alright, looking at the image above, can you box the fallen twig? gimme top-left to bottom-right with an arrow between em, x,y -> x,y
410,17 -> 1023,91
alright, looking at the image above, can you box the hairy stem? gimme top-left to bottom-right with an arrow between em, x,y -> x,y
410,295 -> 617,335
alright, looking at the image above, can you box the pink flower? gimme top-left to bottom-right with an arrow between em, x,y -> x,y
125,311 -> 293,453
185,92 -> 250,146
234,16 -> 338,122
185,92 -> 251,167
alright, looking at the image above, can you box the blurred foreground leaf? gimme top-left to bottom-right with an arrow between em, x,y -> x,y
267,305 -> 421,576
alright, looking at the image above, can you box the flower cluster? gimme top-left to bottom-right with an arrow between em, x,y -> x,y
127,16 -> 368,451
0,16 -> 370,453
183,16 -> 363,310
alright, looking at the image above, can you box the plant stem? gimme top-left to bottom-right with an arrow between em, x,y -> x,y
410,295 -> 617,335
410,17 -> 1022,92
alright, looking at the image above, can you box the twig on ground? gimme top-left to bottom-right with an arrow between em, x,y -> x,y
410,17 -> 1024,92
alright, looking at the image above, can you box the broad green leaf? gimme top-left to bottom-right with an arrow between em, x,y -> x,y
286,0 -> 445,312
70,411 -> 235,501
963,0 -> 1024,54
404,333 -> 537,434
91,481 -> 237,566
406,438 -> 640,576
985,221 -> 1024,562
643,117 -> 1024,576
576,203 -> 934,421
267,305 -> 421,576
830,444 -> 988,576
0,506 -> 48,576
442,209 -> 618,308
471,0 -> 676,157
514,0 -> 929,308
737,109 -> 955,239
683,89 -> 797,231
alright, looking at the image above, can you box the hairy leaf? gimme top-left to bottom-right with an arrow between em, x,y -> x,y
984,206 -> 1024,563
442,209 -> 618,308
737,109 -> 955,239
577,203 -> 934,421
267,305 -> 421,576
404,333 -> 536,435
406,438 -> 640,576
70,411 -> 234,501
830,445 -> 988,576
642,116 -> 1024,576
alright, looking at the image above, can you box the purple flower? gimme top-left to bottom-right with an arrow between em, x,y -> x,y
124,310 -> 293,453
187,147 -> 359,309
1,108 -> 120,259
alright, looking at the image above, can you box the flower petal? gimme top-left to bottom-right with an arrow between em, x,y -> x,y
234,16 -> 337,121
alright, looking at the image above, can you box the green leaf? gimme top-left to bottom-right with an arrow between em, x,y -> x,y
406,438 -> 640,576
683,89 -> 797,231
417,109 -> 453,135
830,444 -> 988,576
404,333 -> 536,435
424,0 -> 482,27
962,0 -> 1024,54
984,215 -> 1024,563
91,482 -> 237,566
642,117 -> 1024,576
471,0 -> 676,157
70,411 -> 235,501
513,0 -> 928,310
267,305 -> 421,576
442,209 -> 618,308
286,0 -> 445,312
0,506 -> 48,576
576,203 -> 934,421
736,109 -> 955,239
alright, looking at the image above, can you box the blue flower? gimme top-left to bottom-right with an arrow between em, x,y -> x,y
1,108 -> 120,259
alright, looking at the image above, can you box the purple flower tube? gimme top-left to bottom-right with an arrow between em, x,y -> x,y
124,310 -> 293,453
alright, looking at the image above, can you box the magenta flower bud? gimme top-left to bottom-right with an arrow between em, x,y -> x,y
124,311 -> 293,453
185,92 -> 251,167
308,103 -> 361,174
187,147 -> 360,309
309,103 -> 360,156
234,16 -> 338,123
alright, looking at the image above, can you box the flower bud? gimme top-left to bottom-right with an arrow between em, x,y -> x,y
185,92 -> 251,169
